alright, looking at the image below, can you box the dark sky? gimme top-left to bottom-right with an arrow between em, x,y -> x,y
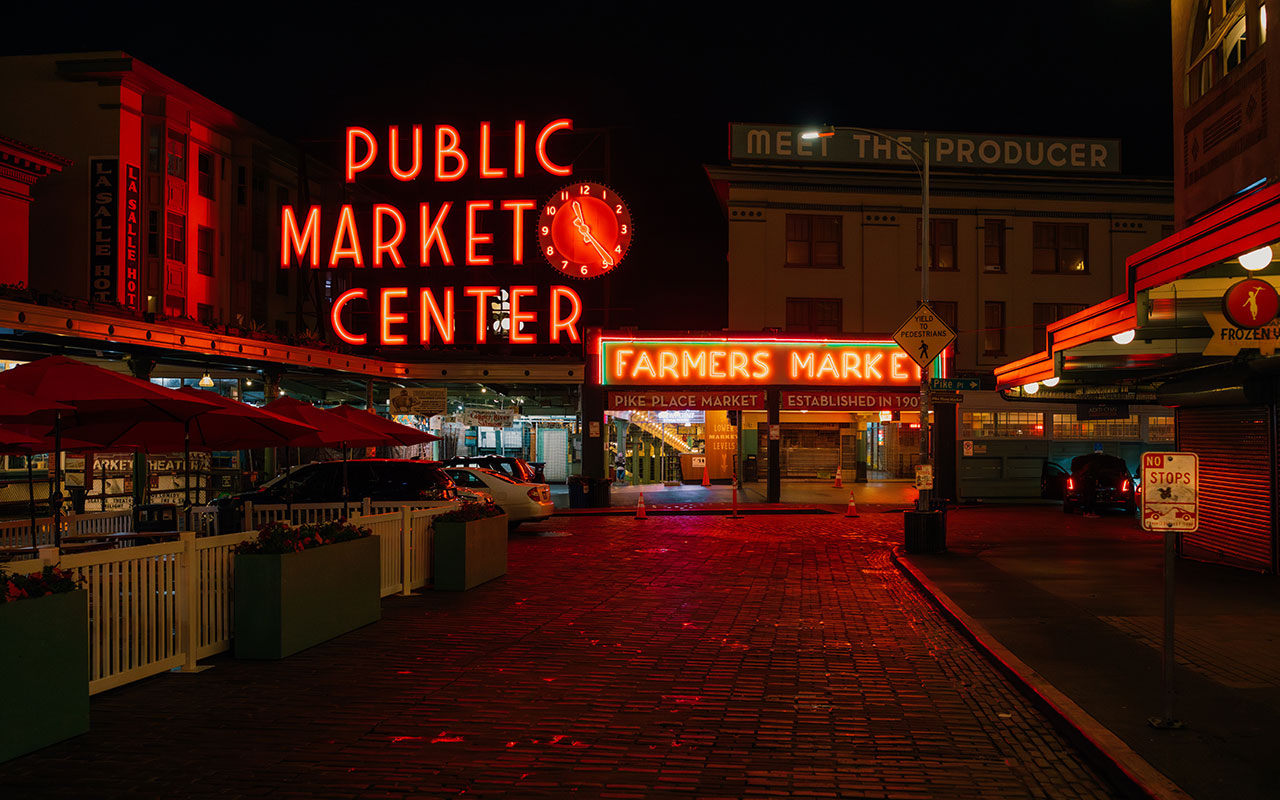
5,2 -> 1173,331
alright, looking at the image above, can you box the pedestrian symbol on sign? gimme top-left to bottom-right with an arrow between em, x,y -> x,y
919,341 -> 929,361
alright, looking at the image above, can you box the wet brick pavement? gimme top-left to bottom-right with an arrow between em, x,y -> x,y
1,512 -> 1122,799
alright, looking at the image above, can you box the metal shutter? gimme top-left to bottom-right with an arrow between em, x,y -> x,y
1176,406 -> 1274,572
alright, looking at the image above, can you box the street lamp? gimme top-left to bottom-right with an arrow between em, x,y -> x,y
803,125 -> 934,513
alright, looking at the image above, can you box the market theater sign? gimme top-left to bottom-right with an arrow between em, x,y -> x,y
598,337 -> 944,386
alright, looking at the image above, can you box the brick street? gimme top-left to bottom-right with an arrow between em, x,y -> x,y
1,513 -> 1122,799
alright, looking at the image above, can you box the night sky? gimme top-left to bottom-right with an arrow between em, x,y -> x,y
4,2 -> 1172,332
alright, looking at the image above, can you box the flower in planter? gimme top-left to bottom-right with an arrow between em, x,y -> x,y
234,519 -> 372,555
435,496 -> 505,524
0,566 -> 82,604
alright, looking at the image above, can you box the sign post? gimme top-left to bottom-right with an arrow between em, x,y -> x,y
1141,451 -> 1197,730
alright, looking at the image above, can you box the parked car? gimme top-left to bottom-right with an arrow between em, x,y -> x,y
442,455 -> 545,483
216,459 -> 459,510
1041,461 -> 1069,500
1062,453 -> 1137,514
443,467 -> 553,526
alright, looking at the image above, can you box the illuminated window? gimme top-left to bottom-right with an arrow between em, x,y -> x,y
197,150 -> 215,199
1148,414 -> 1175,442
1032,303 -> 1087,349
166,132 -> 186,179
962,411 -> 1044,438
785,297 -> 842,333
165,213 -> 185,263
983,301 -> 1005,356
1032,222 -> 1088,273
917,218 -> 957,270
1052,414 -> 1140,440
983,219 -> 1005,272
785,214 -> 842,268
197,226 -> 214,276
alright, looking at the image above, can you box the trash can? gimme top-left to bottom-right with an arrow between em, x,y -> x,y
743,455 -> 759,483
568,476 -> 611,509
589,477 -> 611,508
217,502 -> 246,535
134,503 -> 179,533
568,476 -> 589,509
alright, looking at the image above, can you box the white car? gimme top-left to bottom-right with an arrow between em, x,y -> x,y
443,467 -> 553,526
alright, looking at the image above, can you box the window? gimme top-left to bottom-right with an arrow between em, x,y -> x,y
1052,414 -> 1140,440
785,214 -> 841,267
166,132 -> 186,178
1033,222 -> 1088,273
147,126 -> 163,173
917,218 -> 957,269
786,297 -> 842,333
983,301 -> 1005,355
1187,0 -> 1253,102
147,210 -> 160,257
197,303 -> 214,324
1149,414 -> 1175,442
197,150 -> 215,199
1032,303 -> 1087,349
197,226 -> 214,276
983,219 -> 1005,272
165,213 -> 186,263
961,411 -> 1044,438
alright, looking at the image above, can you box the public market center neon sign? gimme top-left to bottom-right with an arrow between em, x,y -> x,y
278,119 -> 584,346
598,337 -> 946,386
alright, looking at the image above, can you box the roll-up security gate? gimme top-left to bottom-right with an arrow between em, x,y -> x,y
1176,406 -> 1274,572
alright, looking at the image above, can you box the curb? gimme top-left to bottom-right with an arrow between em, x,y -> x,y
890,547 -> 1194,800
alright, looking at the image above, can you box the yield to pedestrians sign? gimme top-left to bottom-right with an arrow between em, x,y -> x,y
894,304 -> 956,368
1140,452 -> 1198,532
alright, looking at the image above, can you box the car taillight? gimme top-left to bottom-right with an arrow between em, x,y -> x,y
527,487 -> 541,500
1122,479 -> 1131,493
1067,478 -> 1074,491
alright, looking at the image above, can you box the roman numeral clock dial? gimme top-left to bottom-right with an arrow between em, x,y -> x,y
538,182 -> 633,279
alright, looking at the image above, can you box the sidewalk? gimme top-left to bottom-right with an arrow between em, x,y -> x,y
555,479 -> 917,509
896,506 -> 1280,800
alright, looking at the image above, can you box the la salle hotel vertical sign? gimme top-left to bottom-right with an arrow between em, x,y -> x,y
279,119 -> 631,348
88,160 -> 141,308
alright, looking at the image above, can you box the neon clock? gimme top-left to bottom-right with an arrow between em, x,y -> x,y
538,181 -> 632,279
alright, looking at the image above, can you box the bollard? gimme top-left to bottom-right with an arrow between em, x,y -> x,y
728,484 -> 744,519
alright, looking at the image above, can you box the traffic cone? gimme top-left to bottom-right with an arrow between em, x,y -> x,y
635,493 -> 648,520
845,491 -> 859,518
833,467 -> 843,488
701,466 -> 711,487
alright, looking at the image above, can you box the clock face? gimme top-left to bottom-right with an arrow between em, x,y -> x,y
538,182 -> 632,279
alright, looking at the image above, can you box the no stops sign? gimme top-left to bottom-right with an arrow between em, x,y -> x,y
1140,452 -> 1199,532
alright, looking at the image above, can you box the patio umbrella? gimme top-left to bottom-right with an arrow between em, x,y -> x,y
0,356 -> 222,544
264,397 -> 389,516
327,404 -> 442,447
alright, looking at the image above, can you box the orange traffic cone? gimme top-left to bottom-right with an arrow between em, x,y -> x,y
845,491 -> 859,518
635,493 -> 648,520
833,467 -> 843,488
701,466 -> 711,487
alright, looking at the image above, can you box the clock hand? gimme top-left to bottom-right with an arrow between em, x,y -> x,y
571,201 -> 615,267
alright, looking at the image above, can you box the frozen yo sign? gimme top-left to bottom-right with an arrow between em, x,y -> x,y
1140,452 -> 1198,532
1222,278 -> 1279,329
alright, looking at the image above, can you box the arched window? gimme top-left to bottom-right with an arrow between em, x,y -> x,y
1187,0 -> 1264,103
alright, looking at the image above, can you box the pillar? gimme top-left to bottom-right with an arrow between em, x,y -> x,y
934,401 -> 959,503
583,330 -> 606,479
767,387 -> 780,503
125,353 -> 157,508
262,368 -> 283,477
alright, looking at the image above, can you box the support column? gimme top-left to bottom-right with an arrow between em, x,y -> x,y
767,387 -> 780,503
262,368 -> 284,478
583,330 -> 606,480
125,354 -> 157,509
934,402 -> 958,504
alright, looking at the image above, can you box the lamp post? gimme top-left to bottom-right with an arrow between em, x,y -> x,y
802,126 -> 933,512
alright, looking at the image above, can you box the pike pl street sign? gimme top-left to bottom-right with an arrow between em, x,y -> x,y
929,378 -> 981,391
894,304 -> 956,369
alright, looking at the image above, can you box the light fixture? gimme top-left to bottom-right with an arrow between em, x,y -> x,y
198,372 -> 214,388
800,125 -> 836,140
1023,382 -> 1040,395
1239,244 -> 1273,271
278,389 -> 285,396
1111,329 -> 1136,345
480,386 -> 487,393
1043,377 -> 1060,387
245,378 -> 253,387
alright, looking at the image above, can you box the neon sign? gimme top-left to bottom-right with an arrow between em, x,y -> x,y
598,336 -> 945,387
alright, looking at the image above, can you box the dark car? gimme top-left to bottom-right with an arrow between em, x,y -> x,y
1063,453 -> 1137,514
441,455 -> 545,483
216,459 -> 458,509
1041,461 -> 1069,500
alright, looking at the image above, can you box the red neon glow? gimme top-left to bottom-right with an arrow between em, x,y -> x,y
281,205 -> 320,268
509,286 -> 538,344
536,119 -> 573,176
331,289 -> 367,345
389,125 -> 423,181
381,288 -> 409,345
464,286 -> 499,343
479,122 -> 506,179
346,127 -> 377,182
501,200 -> 536,264
435,125 -> 468,181
373,205 -> 407,267
550,286 -> 582,343
514,121 -> 526,177
540,183 -> 632,278
329,205 -> 364,267
419,202 -> 454,266
421,287 -> 455,344
466,201 -> 494,265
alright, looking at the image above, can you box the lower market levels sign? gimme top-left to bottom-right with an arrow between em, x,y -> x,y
607,391 -> 765,410
781,390 -> 918,410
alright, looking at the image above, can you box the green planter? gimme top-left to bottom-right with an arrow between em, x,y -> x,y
0,590 -> 89,762
234,536 -> 381,659
433,513 -> 508,590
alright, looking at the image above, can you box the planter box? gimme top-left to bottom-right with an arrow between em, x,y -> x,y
433,514 -> 508,590
0,590 -> 89,762
234,536 -> 380,659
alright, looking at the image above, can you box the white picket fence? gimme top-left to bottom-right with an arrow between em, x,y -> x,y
0,509 -> 134,551
8,504 -> 451,695
187,499 -> 453,537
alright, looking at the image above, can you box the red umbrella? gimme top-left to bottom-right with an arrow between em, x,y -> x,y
0,388 -> 73,423
265,397 -> 389,515
327,404 -> 441,447
0,429 -> 101,551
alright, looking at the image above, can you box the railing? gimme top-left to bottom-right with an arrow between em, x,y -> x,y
70,509 -> 133,537
1,509 -> 131,550
10,503 -> 449,695
247,499 -> 453,530
0,515 -> 54,549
